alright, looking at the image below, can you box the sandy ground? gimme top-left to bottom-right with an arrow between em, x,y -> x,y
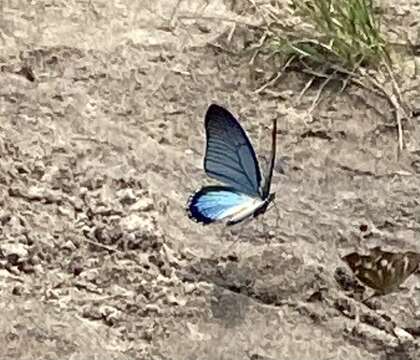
1,0 -> 420,359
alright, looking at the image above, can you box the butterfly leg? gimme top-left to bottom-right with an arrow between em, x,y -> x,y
222,225 -> 243,255
225,236 -> 241,255
273,201 -> 281,229
260,217 -> 268,244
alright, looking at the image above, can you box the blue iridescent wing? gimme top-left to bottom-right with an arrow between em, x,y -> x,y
204,104 -> 263,197
187,186 -> 268,225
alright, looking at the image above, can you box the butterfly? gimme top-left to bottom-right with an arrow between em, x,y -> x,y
342,246 -> 420,298
186,104 -> 277,225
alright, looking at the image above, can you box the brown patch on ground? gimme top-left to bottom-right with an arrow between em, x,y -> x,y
1,1 -> 420,359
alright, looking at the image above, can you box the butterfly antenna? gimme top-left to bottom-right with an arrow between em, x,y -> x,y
361,292 -> 378,304
262,118 -> 277,198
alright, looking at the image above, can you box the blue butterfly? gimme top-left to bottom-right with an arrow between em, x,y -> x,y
187,104 -> 277,225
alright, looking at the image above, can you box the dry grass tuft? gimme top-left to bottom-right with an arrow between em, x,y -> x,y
249,0 -> 410,153
274,0 -> 389,71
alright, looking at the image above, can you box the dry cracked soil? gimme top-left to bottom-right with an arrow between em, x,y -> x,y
1,0 -> 420,359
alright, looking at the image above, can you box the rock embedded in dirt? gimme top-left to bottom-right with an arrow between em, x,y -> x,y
0,242 -> 29,265
116,188 -> 137,205
120,213 -> 155,233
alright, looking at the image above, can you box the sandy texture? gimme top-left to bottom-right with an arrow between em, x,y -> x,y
1,1 -> 420,359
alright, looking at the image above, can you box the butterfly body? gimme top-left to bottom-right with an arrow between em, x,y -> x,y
187,104 -> 277,225
342,247 -> 420,296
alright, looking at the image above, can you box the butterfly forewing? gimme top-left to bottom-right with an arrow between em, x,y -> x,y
342,247 -> 420,295
204,104 -> 262,197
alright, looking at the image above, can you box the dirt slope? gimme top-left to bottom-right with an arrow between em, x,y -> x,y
1,1 -> 420,359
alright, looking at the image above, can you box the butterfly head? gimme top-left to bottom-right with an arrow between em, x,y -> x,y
253,192 -> 276,219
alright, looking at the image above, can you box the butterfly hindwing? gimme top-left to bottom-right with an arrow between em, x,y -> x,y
204,104 -> 263,197
187,186 -> 268,225
342,247 -> 420,296
343,252 -> 389,292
